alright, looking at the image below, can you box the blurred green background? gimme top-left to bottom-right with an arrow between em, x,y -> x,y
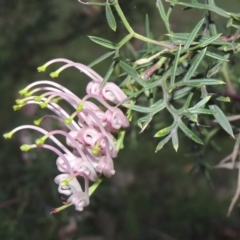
1,0 -> 240,239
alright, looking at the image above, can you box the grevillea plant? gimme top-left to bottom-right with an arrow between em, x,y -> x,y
4,0 -> 240,215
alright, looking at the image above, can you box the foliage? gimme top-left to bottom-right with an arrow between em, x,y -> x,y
2,0 -> 240,239
80,0 -> 240,216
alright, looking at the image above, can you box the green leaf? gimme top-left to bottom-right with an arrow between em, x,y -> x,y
138,114 -> 151,129
88,51 -> 115,67
172,87 -> 193,100
154,126 -> 173,138
155,135 -> 172,152
106,4 -> 117,31
126,100 -> 165,113
178,78 -> 225,87
183,18 -> 204,50
119,60 -> 146,87
188,108 -> 214,115
165,1 -> 230,18
179,120 -> 203,144
182,48 -> 207,82
156,0 -> 172,34
126,104 -> 154,113
216,96 -> 231,102
181,92 -> 194,110
206,58 -> 228,77
138,113 -> 155,132
88,36 -> 116,49
191,96 -> 211,109
79,0 -> 106,6
169,33 -> 230,47
171,130 -> 179,151
209,105 -> 234,137
170,44 -> 182,85
100,61 -> 115,88
156,0 -> 168,23
193,34 -> 222,48
145,14 -> 151,50
205,51 -> 228,61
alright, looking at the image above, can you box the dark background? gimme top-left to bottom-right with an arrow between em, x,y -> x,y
1,0 -> 240,239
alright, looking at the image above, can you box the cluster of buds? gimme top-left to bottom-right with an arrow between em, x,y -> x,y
4,58 -> 129,212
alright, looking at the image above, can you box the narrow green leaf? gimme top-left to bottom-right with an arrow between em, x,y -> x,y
191,96 -> 211,109
106,4 -> 117,31
169,33 -> 230,47
171,130 -> 179,151
188,108 -> 214,115
172,86 -> 193,100
126,104 -> 154,113
156,0 -> 168,23
182,48 -> 207,82
126,100 -> 165,113
100,61 -> 115,88
145,15 -> 151,50
174,93 -> 193,112
88,51 -> 115,67
216,96 -> 231,102
182,92 -> 194,110
155,135 -> 172,152
165,1 -> 230,18
194,34 -> 222,48
170,45 -> 182,85
205,51 -> 228,61
209,105 -> 234,137
154,126 -> 173,138
79,0 -> 106,6
156,0 -> 173,34
88,36 -> 116,49
206,58 -> 228,77
179,120 -> 203,144
178,78 -> 225,87
205,8 -> 218,36
168,32 -> 197,41
138,114 -> 151,129
119,60 -> 146,87
183,18 -> 205,50
116,80 -> 164,107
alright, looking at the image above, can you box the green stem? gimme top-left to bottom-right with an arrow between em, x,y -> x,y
117,33 -> 134,49
113,0 -> 134,33
113,0 -> 174,49
162,70 -> 179,117
133,33 -> 173,49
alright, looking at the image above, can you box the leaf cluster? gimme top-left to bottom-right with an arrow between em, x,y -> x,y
83,0 -> 240,152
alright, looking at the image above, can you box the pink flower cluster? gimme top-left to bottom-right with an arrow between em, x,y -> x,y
4,58 -> 129,212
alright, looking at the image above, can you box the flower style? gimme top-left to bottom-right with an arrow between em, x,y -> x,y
4,58 -> 129,212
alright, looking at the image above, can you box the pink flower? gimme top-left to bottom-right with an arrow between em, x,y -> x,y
86,81 -> 129,104
4,59 -> 130,212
